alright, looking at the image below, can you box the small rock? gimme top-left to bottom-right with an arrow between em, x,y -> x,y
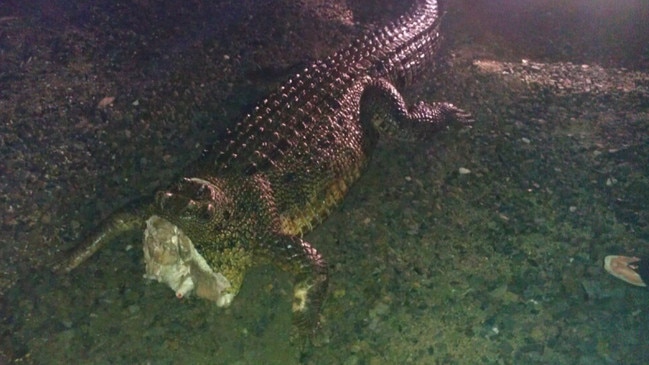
127,304 -> 140,314
97,96 -> 115,108
60,319 -> 73,329
605,177 -> 617,186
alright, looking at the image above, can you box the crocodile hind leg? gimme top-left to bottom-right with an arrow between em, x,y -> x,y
361,78 -> 472,141
52,199 -> 152,273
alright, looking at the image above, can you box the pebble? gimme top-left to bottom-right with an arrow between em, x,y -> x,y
97,96 -> 115,108
127,304 -> 140,314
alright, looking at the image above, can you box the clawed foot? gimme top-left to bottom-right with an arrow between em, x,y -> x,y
453,107 -> 474,124
434,102 -> 473,124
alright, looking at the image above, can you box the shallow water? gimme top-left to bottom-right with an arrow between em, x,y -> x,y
1,0 -> 648,364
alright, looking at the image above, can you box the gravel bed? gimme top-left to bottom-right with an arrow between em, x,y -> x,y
1,0 -> 648,363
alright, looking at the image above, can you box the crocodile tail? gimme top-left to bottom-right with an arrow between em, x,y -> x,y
356,0 -> 441,86
386,0 -> 442,85
52,198 -> 152,273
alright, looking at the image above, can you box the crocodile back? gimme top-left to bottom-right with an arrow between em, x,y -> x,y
191,0 -> 442,236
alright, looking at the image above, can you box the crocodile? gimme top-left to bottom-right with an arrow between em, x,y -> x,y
54,0 -> 471,335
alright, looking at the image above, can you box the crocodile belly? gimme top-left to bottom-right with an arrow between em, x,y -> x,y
278,167 -> 363,236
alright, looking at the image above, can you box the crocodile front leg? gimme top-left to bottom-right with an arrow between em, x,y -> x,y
268,234 -> 328,335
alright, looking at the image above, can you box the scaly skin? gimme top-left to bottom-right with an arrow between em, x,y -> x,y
54,0 -> 471,335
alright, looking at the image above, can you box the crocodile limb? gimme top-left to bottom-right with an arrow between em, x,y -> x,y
267,234 -> 328,335
360,78 -> 473,141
